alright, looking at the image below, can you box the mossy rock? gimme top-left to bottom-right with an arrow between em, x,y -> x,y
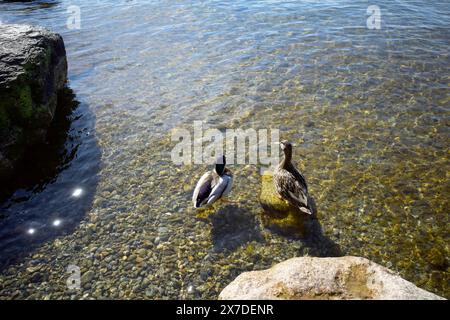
0,84 -> 33,128
0,24 -> 68,190
0,25 -> 67,131
259,172 -> 314,237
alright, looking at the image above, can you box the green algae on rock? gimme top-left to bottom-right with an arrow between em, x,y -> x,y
0,24 -> 68,196
259,171 -> 314,237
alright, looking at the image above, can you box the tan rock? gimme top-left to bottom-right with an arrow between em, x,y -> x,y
219,256 -> 444,300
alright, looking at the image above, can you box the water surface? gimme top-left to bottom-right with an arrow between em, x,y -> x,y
0,0 -> 448,298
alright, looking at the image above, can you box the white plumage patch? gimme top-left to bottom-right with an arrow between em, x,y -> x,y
192,171 -> 232,208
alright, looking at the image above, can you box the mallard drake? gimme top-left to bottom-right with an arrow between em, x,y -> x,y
192,155 -> 233,208
273,140 -> 312,215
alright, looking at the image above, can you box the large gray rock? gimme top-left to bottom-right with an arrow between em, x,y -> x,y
0,24 -> 67,188
219,256 -> 445,300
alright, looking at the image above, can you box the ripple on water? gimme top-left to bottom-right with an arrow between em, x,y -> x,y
0,0 -> 448,299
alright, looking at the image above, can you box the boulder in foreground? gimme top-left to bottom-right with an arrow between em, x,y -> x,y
219,256 -> 444,300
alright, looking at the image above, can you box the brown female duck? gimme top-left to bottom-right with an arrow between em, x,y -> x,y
273,140 -> 312,215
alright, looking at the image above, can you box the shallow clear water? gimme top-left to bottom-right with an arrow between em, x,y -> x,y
0,0 -> 448,299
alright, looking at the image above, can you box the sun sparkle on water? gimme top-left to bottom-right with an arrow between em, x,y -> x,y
72,188 -> 83,198
52,219 -> 62,227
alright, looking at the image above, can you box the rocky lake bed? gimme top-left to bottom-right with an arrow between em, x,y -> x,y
0,1 -> 448,300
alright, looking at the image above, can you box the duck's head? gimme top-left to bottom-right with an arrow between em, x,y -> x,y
279,140 -> 293,153
214,155 -> 226,176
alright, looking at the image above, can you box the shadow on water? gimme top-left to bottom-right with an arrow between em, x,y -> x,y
0,87 -> 101,270
300,217 -> 343,258
202,199 -> 341,258
208,204 -> 265,253
263,196 -> 343,258
1,88 -> 81,200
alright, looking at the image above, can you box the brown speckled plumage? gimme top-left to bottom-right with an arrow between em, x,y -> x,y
273,140 -> 312,214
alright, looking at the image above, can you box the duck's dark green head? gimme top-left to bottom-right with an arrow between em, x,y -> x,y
215,155 -> 226,176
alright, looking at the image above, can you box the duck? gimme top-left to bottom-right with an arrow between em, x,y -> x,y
192,155 -> 233,208
273,140 -> 312,215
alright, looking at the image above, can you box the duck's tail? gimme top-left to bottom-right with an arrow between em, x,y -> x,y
299,206 -> 313,215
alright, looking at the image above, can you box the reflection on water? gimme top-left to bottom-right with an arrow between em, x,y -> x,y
72,188 -> 83,198
0,0 -> 448,298
0,88 -> 101,269
1,88 -> 79,201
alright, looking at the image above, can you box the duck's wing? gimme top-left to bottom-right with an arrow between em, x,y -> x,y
220,169 -> 233,198
192,172 -> 214,208
288,164 -> 308,192
221,174 -> 233,198
206,174 -> 232,206
274,169 -> 311,214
